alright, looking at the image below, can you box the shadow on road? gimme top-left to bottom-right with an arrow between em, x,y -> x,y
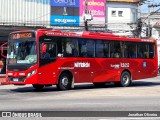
10,79 -> 160,93
11,85 -> 58,93
131,81 -> 160,87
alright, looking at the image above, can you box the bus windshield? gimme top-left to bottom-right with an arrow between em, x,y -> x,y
7,40 -> 37,64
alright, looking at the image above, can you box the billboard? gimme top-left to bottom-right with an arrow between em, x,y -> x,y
50,0 -> 80,26
79,0 -> 105,26
107,0 -> 137,2
50,0 -> 106,26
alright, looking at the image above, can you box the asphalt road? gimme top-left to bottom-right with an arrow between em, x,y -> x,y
0,76 -> 160,119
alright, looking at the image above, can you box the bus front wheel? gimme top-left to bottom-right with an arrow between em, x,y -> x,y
57,73 -> 72,91
115,71 -> 131,87
32,84 -> 44,90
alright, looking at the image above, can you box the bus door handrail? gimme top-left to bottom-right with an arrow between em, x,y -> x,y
1,42 -> 8,58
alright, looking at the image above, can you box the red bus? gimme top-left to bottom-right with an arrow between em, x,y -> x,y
6,29 -> 158,90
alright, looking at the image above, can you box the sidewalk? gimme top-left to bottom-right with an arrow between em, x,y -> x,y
0,74 -> 7,85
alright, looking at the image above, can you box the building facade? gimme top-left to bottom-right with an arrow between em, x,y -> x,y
0,0 -> 106,28
0,0 -> 50,27
106,0 -> 138,36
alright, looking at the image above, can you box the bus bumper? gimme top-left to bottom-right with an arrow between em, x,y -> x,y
7,74 -> 38,85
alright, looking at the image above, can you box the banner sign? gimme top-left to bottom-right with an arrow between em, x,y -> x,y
50,0 -> 106,26
50,0 -> 79,7
1,111 -> 160,117
80,0 -> 105,18
50,15 -> 79,26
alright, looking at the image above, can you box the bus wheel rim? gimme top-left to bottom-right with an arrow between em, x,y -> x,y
122,74 -> 129,85
62,77 -> 69,86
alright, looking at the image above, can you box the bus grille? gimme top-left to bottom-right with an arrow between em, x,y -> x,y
8,77 -> 26,82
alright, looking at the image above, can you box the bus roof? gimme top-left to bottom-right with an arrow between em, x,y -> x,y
10,29 -> 156,43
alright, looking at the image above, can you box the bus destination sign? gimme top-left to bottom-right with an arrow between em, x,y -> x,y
11,32 -> 33,39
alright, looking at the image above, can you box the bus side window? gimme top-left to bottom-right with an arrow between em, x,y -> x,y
62,38 -> 78,57
149,43 -> 155,58
86,40 -> 94,57
110,41 -> 121,58
71,43 -> 78,57
129,47 -> 136,58
137,52 -> 143,58
137,43 -> 149,58
40,43 -> 56,59
96,40 -> 109,58
80,45 -> 87,57
79,39 -> 94,58
124,42 -> 137,58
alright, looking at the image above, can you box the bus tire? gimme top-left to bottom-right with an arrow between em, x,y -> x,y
57,73 -> 72,91
119,71 -> 131,87
93,82 -> 106,87
32,84 -> 44,90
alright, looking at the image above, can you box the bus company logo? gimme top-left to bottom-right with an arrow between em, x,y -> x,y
74,62 -> 90,68
54,18 -> 77,24
2,112 -> 42,118
110,64 -> 120,69
2,112 -> 12,117
54,0 -> 76,5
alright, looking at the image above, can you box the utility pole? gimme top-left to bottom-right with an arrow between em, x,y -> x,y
136,0 -> 146,38
147,0 -> 151,38
84,0 -> 88,31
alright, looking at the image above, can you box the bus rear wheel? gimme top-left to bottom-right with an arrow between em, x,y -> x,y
32,84 -> 44,90
57,73 -> 72,91
115,71 -> 131,87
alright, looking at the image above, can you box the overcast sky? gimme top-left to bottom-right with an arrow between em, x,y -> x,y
141,0 -> 160,13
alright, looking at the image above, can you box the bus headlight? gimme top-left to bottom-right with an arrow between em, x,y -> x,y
27,70 -> 37,78
31,70 -> 36,75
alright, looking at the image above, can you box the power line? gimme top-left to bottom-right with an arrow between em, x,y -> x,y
148,3 -> 160,8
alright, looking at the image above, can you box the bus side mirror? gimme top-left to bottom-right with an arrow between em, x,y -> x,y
42,44 -> 46,53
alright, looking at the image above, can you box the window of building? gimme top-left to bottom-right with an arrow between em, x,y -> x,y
132,9 -> 137,23
111,10 -> 116,17
118,11 -> 123,17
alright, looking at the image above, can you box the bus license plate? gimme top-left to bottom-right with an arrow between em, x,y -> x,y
13,78 -> 19,82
